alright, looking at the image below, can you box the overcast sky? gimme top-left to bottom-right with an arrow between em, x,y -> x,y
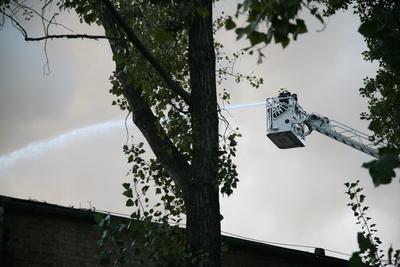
0,1 -> 399,260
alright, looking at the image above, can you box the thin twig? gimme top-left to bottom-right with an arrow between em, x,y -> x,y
42,2 -> 52,75
11,0 -> 73,32
125,111 -> 132,147
0,9 -> 27,37
0,10 -> 111,41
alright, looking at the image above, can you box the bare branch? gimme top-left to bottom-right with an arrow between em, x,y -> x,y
1,7 -> 113,75
100,0 -> 191,104
11,0 -> 73,32
0,9 -> 28,37
42,8 -> 55,75
0,10 -> 111,42
25,34 -> 112,41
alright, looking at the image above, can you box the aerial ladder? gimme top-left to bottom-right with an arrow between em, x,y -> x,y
265,90 -> 385,158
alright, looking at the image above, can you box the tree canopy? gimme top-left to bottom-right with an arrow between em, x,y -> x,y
322,0 -> 400,186
1,0 -> 244,265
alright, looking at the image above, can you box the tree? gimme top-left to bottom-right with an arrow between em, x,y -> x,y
0,0 -> 246,266
0,0 -> 317,265
320,0 -> 400,186
344,180 -> 400,267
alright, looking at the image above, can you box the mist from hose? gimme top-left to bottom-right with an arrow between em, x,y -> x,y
223,101 -> 265,111
0,119 -> 125,171
0,101 -> 266,171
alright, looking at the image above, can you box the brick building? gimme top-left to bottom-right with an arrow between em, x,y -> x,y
0,195 -> 348,266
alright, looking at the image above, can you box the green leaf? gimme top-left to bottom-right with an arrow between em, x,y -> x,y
296,19 -> 307,34
248,31 -> 268,46
142,185 -> 149,195
362,153 -> 400,186
280,38 -> 290,48
349,252 -> 368,267
126,199 -> 134,207
357,232 -> 375,252
123,188 -> 133,198
122,183 -> 130,190
225,16 -> 236,30
235,27 -> 246,39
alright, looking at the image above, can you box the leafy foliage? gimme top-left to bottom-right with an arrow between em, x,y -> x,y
0,0 -> 250,265
320,0 -> 400,186
57,1 -> 260,265
94,213 -> 187,266
345,180 -> 400,267
224,0 -> 400,186
362,154 -> 400,186
225,0 -> 324,59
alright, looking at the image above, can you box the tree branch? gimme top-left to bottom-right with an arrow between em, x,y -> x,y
0,9 -> 111,42
100,0 -> 191,104
25,34 -> 112,41
121,74 -> 191,187
11,0 -> 73,32
99,8 -> 191,188
0,9 -> 28,37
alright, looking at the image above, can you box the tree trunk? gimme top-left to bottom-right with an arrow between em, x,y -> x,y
186,0 -> 221,266
185,185 -> 221,267
99,0 -> 222,265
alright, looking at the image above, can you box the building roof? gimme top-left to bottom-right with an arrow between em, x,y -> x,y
0,194 -> 348,266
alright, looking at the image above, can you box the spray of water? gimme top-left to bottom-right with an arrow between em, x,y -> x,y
0,101 -> 265,171
0,119 -> 125,171
223,101 -> 265,111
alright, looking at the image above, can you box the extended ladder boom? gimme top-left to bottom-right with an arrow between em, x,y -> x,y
305,113 -> 380,158
265,91 -> 385,158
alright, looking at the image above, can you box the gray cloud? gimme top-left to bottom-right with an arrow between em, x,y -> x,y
0,14 -> 119,154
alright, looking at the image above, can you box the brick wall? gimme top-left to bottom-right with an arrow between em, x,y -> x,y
0,196 -> 348,267
222,242 -> 347,267
3,209 -> 101,267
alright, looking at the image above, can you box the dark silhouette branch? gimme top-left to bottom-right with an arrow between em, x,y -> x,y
100,0 -> 191,104
1,8 -> 113,75
25,34 -> 112,41
119,69 -> 191,187
0,9 -> 28,37
99,11 -> 191,187
0,10 -> 111,42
